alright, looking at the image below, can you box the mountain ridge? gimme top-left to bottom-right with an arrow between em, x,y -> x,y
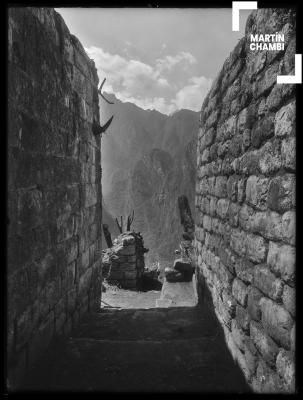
100,94 -> 199,265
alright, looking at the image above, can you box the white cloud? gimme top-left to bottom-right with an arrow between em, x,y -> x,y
155,51 -> 197,74
171,76 -> 213,112
86,46 -> 170,98
86,45 -> 211,115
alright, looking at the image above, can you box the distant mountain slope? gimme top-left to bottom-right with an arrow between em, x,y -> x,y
100,93 -> 199,265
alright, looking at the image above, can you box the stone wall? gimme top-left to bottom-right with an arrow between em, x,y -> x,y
8,7 -> 102,388
102,232 -> 146,289
195,9 -> 295,393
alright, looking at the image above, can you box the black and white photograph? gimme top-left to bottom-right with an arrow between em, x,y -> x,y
6,1 -> 298,393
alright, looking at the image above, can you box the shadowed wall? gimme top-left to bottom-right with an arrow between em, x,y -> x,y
7,7 -> 102,389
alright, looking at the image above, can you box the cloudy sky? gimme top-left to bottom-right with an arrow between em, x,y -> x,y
56,8 -> 249,115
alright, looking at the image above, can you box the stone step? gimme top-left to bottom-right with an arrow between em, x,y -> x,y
22,305 -> 251,393
23,336 -> 250,392
75,306 -> 218,341
155,298 -> 173,307
156,276 -> 198,307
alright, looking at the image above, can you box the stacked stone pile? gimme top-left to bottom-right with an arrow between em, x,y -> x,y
195,9 -> 295,393
102,232 -> 147,289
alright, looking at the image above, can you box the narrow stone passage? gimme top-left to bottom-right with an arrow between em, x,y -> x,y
22,303 -> 250,392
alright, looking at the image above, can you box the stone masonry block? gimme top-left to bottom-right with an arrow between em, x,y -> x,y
247,285 -> 263,321
242,129 -> 251,151
267,174 -> 295,213
221,290 -> 237,317
252,358 -> 286,393
232,278 -> 248,307
215,176 -> 227,198
217,262 -> 234,289
258,140 -> 282,175
231,319 -> 247,351
235,304 -> 250,332
208,177 -> 216,196
260,297 -> 294,349
203,215 -> 212,231
267,241 -> 295,284
283,35 -> 296,73
216,297 -> 232,329
253,61 -> 279,99
195,227 -> 205,242
217,246 -> 236,274
251,113 -> 275,148
274,101 -> 295,137
216,198 -> 230,219
201,149 -> 209,164
229,135 -> 242,158
204,127 -> 215,147
282,284 -> 295,317
281,136 -> 295,171
238,150 -> 259,176
237,178 -> 246,203
253,264 -> 284,301
254,210 -> 283,241
221,156 -> 234,175
237,106 -> 256,133
276,349 -> 295,393
209,197 -> 217,217
246,232 -> 267,263
246,175 -> 269,210
247,50 -> 267,78
230,229 -> 246,257
226,175 -> 238,201
266,81 -> 295,112
242,337 -> 258,381
228,202 -> 240,227
250,320 -> 279,367
234,257 -> 254,284
238,203 -> 253,231
217,115 -> 237,142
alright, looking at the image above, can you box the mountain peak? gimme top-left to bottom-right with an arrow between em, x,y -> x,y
102,93 -> 199,117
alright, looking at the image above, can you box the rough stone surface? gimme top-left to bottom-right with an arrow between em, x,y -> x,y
267,242 -> 295,284
253,264 -> 283,301
8,7 -> 101,390
276,350 -> 295,392
232,278 -> 248,307
194,8 -> 296,393
250,321 -> 279,367
260,297 -> 294,349
21,306 -> 251,392
282,284 -> 295,317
